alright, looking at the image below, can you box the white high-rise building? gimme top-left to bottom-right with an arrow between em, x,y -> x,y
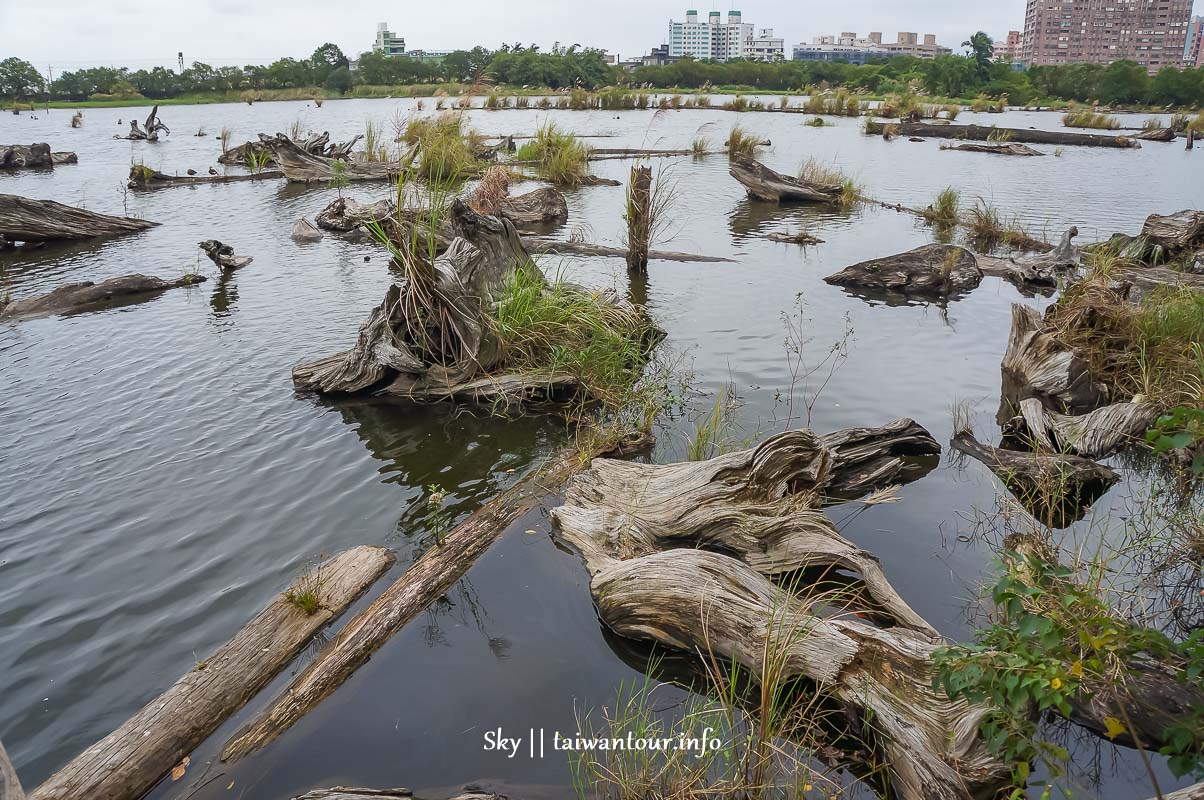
667,9 -> 774,62
373,22 -> 407,57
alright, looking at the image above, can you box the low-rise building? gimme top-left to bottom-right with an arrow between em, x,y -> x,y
879,32 -> 952,59
791,31 -> 890,64
995,30 -> 1024,62
747,28 -> 786,61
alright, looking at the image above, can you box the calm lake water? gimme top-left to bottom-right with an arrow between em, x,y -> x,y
1,96 -> 1201,799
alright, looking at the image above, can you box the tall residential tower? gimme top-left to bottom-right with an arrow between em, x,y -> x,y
1021,0 -> 1192,73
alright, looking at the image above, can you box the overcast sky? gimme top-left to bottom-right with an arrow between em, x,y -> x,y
10,0 -> 1037,71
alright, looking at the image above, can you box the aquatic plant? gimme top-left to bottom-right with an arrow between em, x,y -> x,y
690,136 -> 710,155
284,561 -> 326,616
327,159 -> 349,199
805,116 -> 825,127
725,125 -> 762,160
514,122 -> 590,187
244,147 -> 271,174
409,113 -> 483,185
1062,110 -> 1120,130
798,158 -> 863,209
923,187 -> 961,228
686,385 -> 740,461
219,126 -> 232,153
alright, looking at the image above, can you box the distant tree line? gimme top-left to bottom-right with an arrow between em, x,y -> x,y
2,36 -> 1202,107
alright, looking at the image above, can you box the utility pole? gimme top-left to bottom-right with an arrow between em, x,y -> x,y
45,64 -> 52,111
178,52 -> 184,73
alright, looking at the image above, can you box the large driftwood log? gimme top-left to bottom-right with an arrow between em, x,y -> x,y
0,741 -> 23,800
1,144 -> 53,169
497,187 -> 568,229
0,274 -> 207,322
1010,397 -> 1159,460
0,195 -> 157,242
940,142 -> 1044,156
551,428 -> 1013,800
1140,209 -> 1204,254
127,165 -> 283,190
218,131 -> 363,166
823,244 -> 982,300
864,120 -> 1140,149
999,304 -> 1107,418
262,134 -> 400,184
221,434 -> 651,762
729,158 -> 842,204
316,197 -> 397,232
951,430 -> 1118,527
523,238 -> 734,263
1132,127 -> 1177,142
820,417 -> 942,498
975,227 -> 1079,292
30,547 -> 394,800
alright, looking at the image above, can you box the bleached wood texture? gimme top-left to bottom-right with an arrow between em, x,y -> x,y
0,195 -> 157,242
1,275 -> 207,322
729,158 -> 843,204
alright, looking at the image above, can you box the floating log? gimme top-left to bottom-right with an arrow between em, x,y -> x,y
1110,263 -> 1204,301
29,546 -> 394,800
1011,397 -> 1159,460
50,153 -> 77,166
865,120 -> 1140,149
291,218 -> 324,242
823,243 -> 982,300
127,165 -> 283,191
315,197 -> 396,232
550,428 -> 1012,800
497,187 -> 568,230
951,430 -> 1118,527
820,417 -> 942,498
0,194 -> 157,243
1132,127 -> 1176,142
729,157 -> 842,204
221,433 -> 651,763
974,226 -> 1079,291
940,142 -> 1044,156
295,789 -> 507,800
0,740 -> 24,800
999,303 -> 1106,418
0,274 -> 207,322
261,133 -> 400,184
765,230 -> 823,245
523,238 -> 734,263
199,240 -> 253,271
1,143 -> 53,169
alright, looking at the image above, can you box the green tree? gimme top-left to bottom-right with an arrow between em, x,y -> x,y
961,31 -> 994,79
0,57 -> 45,99
324,66 -> 352,93
1098,60 -> 1149,104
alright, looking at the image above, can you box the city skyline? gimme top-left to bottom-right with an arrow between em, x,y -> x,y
9,0 -> 1038,70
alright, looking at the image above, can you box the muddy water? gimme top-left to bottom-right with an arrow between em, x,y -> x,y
0,98 -> 1200,799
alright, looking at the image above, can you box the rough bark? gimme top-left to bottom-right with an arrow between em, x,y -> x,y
523,238 -> 734,263
1132,127 -> 1176,142
824,244 -> 982,299
261,133 -> 400,183
29,546 -> 395,800
864,120 -> 1140,149
950,430 -> 1118,527
0,741 -> 23,800
497,188 -> 568,230
975,227 -> 1079,291
127,166 -> 283,190
820,417 -> 942,498
221,436 -> 651,763
1160,783 -> 1204,800
0,195 -> 157,242
626,165 -> 652,273
199,240 -> 253,271
218,131 -> 363,166
1009,398 -> 1159,460
729,158 -> 843,204
999,304 -> 1107,419
1,143 -> 53,169
1,274 -> 207,322
940,142 -> 1044,156
316,197 -> 396,233
550,428 -> 1013,800
1140,210 -> 1204,254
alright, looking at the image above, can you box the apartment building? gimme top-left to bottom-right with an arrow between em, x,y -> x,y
879,32 -> 953,59
1021,0 -> 1193,73
667,10 -> 780,62
1186,15 -> 1204,65
995,30 -> 1025,62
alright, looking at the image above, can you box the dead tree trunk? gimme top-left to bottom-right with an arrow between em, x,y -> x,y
261,133 -> 401,183
864,120 -> 1141,149
729,158 -> 842,204
221,434 -> 651,762
497,188 -> 568,230
0,741 -> 24,800
1,144 -> 53,169
315,198 -> 397,232
0,194 -> 157,242
29,547 -> 394,800
550,426 -> 1013,800
127,166 -> 284,190
1008,398 -> 1159,460
1,274 -> 207,322
999,304 -> 1107,420
626,165 -> 652,273
823,243 -> 982,300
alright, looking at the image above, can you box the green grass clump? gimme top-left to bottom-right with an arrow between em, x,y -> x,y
805,116 -> 826,127
691,136 -> 710,154
514,122 -> 590,187
924,187 -> 961,228
798,158 -> 863,209
726,125 -> 762,160
1062,110 -> 1120,130
407,113 -> 482,185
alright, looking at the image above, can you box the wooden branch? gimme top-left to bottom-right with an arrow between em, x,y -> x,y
729,158 -> 842,204
0,195 -> 157,242
823,243 -> 982,300
221,438 -> 630,762
0,741 -> 24,800
1010,398 -> 1159,460
864,120 -> 1141,149
940,142 -> 1044,156
128,166 -> 283,191
30,546 -> 394,800
261,134 -> 400,184
523,238 -> 734,263
1,274 -> 206,322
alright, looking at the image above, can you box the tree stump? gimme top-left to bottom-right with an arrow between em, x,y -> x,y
625,165 -> 651,273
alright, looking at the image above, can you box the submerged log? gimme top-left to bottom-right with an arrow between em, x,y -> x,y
199,240 -> 253,271
1132,127 -> 1177,142
551,428 -> 1013,800
221,434 -> 652,763
999,303 -> 1107,418
262,133 -> 400,184
0,274 -> 207,322
291,218 -> 324,242
29,546 -> 394,800
940,142 -> 1044,156
1,143 -> 53,169
729,158 -> 842,204
0,740 -> 24,800
497,187 -> 568,230
50,152 -> 77,165
1011,397 -> 1159,460
824,243 -> 982,299
766,231 -> 824,245
0,195 -> 157,242
127,165 -> 284,190
864,120 -> 1140,149
975,226 -> 1079,291
523,238 -> 734,263
315,197 -> 396,232
951,430 -> 1118,526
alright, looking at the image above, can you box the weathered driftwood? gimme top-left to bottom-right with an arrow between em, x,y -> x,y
218,131 -> 363,166
823,244 -> 982,299
820,417 -> 942,498
30,546 -> 394,800
199,240 -> 253,271
0,740 -> 24,800
118,106 -> 170,142
1140,209 -> 1204,254
127,165 -> 284,191
497,187 -> 568,230
50,152 -> 77,166
0,194 -> 157,242
940,142 -> 1044,156
626,165 -> 652,272
951,430 -> 1118,526
975,226 -> 1079,291
315,197 -> 396,232
1160,782 -> 1204,800
221,434 -> 651,763
1110,263 -> 1204,301
999,304 -> 1106,419
523,238 -> 734,263
262,133 -> 400,184
0,274 -> 207,322
864,120 -> 1140,149
1132,127 -> 1176,142
729,158 -> 842,204
551,428 -> 1013,800
1,143 -> 53,169
765,231 -> 824,245
1010,397 -> 1159,460
291,218 -> 324,242
295,789 -> 508,800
